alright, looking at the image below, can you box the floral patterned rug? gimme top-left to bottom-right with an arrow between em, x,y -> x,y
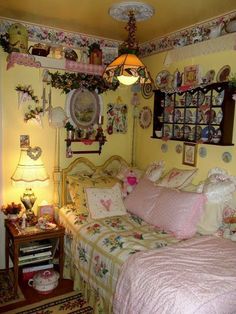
0,269 -> 25,307
4,291 -> 93,314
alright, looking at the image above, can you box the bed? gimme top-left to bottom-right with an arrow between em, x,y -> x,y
58,155 -> 236,314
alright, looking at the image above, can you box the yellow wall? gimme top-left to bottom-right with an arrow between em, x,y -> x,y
0,50 -> 133,208
135,49 -> 236,182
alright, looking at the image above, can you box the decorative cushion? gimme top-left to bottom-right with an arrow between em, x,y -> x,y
147,187 -> 206,239
67,175 -> 121,214
85,183 -> 127,219
124,177 -> 162,218
145,161 -> 165,182
156,167 -> 197,189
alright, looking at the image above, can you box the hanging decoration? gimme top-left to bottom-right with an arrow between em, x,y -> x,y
48,71 -> 118,94
107,97 -> 128,134
24,105 -> 44,126
15,85 -> 39,107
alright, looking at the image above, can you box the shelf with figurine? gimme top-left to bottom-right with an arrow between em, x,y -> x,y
6,51 -> 105,76
65,125 -> 107,157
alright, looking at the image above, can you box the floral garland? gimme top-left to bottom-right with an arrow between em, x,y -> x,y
15,85 -> 39,103
48,71 -> 119,94
24,105 -> 43,122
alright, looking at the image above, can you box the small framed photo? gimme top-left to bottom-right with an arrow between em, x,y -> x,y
20,135 -> 30,148
184,65 -> 200,86
38,205 -> 54,222
183,142 -> 197,167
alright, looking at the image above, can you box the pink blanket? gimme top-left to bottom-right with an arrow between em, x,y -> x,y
113,236 -> 236,314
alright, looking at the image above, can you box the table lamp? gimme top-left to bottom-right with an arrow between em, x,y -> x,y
11,146 -> 49,220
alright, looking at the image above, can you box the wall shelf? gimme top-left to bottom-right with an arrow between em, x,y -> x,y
65,138 -> 106,157
7,52 -> 105,76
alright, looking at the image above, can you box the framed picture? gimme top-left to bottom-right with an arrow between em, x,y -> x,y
65,88 -> 102,128
183,142 -> 197,167
38,204 -> 54,222
20,135 -> 30,148
184,65 -> 200,86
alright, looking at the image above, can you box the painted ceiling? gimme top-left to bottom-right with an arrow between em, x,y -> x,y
0,0 -> 235,42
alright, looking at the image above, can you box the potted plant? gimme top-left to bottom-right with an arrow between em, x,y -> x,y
65,121 -> 75,140
1,202 -> 22,221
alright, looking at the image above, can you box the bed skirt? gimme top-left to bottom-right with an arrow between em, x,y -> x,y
63,253 -> 111,314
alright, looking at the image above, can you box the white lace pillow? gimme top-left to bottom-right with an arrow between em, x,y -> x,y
156,168 -> 197,189
145,161 -> 165,182
85,183 -> 127,219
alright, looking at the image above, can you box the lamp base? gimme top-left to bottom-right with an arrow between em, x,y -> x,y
21,188 -> 37,225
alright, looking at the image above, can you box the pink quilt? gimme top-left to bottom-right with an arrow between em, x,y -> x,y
113,236 -> 236,314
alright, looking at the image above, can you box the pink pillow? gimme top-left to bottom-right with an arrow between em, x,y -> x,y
124,177 -> 162,219
147,187 -> 206,239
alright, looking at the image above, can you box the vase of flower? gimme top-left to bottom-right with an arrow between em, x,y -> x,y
1,202 -> 22,221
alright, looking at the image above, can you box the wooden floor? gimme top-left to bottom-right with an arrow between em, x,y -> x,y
1,276 -> 74,313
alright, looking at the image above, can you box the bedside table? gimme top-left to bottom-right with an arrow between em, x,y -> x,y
5,220 -> 65,295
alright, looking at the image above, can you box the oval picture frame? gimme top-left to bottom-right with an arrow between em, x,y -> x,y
65,88 -> 102,128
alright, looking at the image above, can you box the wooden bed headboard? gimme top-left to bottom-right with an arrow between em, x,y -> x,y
61,155 -> 130,206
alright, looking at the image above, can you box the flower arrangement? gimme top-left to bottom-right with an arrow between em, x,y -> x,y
24,105 -> 43,122
15,85 -> 39,104
1,202 -> 22,216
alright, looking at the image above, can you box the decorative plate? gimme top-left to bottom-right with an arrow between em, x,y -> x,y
165,94 -> 172,106
174,109 -> 182,123
139,106 -> 152,129
216,65 -> 231,82
161,143 -> 168,153
192,91 -> 205,106
174,125 -> 181,138
185,92 -> 193,106
202,126 -> 215,142
214,90 -> 225,106
155,70 -> 171,89
163,125 -> 171,138
215,110 -> 223,124
199,147 -> 207,158
222,152 -> 232,163
141,83 -> 153,99
192,126 -> 202,141
204,109 -> 216,124
181,125 -> 191,140
185,109 -> 193,123
175,144 -> 183,154
202,70 -> 215,84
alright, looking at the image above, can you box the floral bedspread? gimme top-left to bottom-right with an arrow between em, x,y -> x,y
59,205 -> 180,311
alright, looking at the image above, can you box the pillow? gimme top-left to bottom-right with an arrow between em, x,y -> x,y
147,187 -> 206,239
156,167 -> 197,189
124,177 -> 162,218
85,183 -> 127,219
68,175 -> 121,214
197,199 -> 236,235
145,161 -> 165,182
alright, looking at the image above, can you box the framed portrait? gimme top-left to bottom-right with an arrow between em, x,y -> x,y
65,88 -> 102,129
184,65 -> 200,86
183,142 -> 197,167
20,135 -> 30,148
38,204 -> 54,222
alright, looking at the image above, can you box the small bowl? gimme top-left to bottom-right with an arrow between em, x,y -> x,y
155,130 -> 162,138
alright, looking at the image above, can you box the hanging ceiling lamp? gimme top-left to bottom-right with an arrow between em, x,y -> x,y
103,2 -> 154,86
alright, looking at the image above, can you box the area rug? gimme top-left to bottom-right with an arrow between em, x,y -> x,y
4,290 -> 93,314
0,269 -> 25,307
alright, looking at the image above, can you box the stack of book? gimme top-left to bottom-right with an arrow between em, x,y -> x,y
19,241 -> 54,280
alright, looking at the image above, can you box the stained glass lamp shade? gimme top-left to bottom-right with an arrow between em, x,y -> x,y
103,4 -> 153,86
